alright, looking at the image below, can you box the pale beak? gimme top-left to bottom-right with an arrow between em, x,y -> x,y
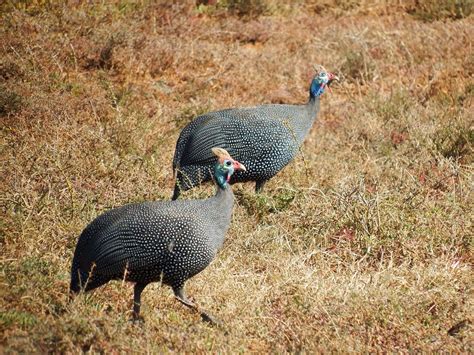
234,161 -> 247,172
328,72 -> 339,85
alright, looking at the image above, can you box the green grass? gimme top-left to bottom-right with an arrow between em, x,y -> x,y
1,0 -> 473,352
407,0 -> 473,21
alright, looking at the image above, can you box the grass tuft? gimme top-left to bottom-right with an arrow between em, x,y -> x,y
407,0 -> 473,21
433,120 -> 474,162
1,311 -> 37,329
0,86 -> 23,116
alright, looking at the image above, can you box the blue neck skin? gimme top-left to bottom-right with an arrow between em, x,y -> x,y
310,79 -> 326,99
215,165 -> 231,189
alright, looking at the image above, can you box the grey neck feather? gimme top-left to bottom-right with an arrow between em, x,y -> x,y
206,184 -> 234,250
307,95 -> 321,118
286,95 -> 321,141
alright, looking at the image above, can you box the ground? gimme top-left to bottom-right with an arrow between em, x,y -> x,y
1,0 -> 473,352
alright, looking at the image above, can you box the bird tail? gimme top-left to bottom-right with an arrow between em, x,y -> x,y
172,138 -> 182,175
69,258 -> 88,295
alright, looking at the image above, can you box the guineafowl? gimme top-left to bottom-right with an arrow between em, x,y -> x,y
171,69 -> 338,200
70,148 -> 246,324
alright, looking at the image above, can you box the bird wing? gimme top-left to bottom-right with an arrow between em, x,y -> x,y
91,202 -> 207,276
81,204 -> 157,277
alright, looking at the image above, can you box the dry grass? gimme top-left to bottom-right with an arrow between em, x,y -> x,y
1,0 -> 473,352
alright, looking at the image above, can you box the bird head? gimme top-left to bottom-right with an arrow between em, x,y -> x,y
212,147 -> 247,188
310,67 -> 339,98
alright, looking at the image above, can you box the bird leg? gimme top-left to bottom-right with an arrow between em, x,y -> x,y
172,171 -> 187,200
132,283 -> 147,321
255,180 -> 267,193
171,184 -> 181,201
173,287 -> 220,326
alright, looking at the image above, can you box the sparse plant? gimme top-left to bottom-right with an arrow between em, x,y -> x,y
341,49 -> 375,83
432,120 -> 474,162
220,0 -> 272,17
407,0 -> 473,21
0,86 -> 22,116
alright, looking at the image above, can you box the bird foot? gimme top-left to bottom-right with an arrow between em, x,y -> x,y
173,289 -> 224,327
130,314 -> 145,324
200,312 -> 222,326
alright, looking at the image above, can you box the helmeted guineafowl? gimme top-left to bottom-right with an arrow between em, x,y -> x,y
70,148 -> 246,323
171,69 -> 338,200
